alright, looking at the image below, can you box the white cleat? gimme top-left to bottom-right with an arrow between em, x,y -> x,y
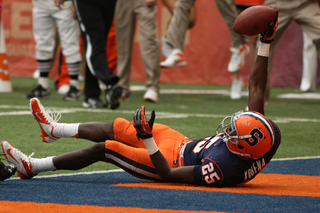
1,141 -> 36,179
228,44 -> 250,72
160,49 -> 187,68
30,98 -> 61,143
143,89 -> 158,103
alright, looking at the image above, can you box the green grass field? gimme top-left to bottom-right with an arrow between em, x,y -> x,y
1,77 -> 320,176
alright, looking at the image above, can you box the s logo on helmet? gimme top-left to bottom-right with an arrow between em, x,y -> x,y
244,128 -> 263,147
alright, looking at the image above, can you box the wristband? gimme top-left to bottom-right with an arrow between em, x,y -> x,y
142,137 -> 159,155
257,42 -> 270,57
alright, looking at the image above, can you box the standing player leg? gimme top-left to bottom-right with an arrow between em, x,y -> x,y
73,0 -> 122,109
115,0 -> 135,101
299,32 -> 317,92
55,8 -> 82,101
160,0 -> 195,68
26,7 -> 56,99
136,0 -> 161,102
216,0 -> 249,100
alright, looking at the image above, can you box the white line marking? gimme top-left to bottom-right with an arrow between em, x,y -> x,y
278,93 -> 320,99
271,156 -> 320,161
131,86 -> 320,100
0,105 -> 319,123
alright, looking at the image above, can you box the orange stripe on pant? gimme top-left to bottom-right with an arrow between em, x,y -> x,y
115,173 -> 320,197
0,201 -> 226,213
104,118 -> 190,179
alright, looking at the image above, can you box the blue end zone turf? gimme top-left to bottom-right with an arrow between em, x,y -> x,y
1,158 -> 320,212
263,158 -> 320,176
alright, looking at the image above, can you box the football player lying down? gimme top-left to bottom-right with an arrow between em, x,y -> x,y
1,13 -> 280,187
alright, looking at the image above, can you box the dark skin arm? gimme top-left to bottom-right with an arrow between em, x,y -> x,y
247,55 -> 268,115
247,11 -> 278,115
149,151 -> 195,184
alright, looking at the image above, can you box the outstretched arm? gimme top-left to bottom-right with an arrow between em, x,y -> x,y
247,10 -> 279,115
133,106 -> 195,184
247,52 -> 269,115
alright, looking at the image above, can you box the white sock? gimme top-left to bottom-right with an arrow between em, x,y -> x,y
38,77 -> 49,89
69,79 -> 79,89
52,123 -> 80,138
32,157 -> 56,174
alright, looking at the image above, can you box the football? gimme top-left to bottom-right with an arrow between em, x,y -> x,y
233,5 -> 277,36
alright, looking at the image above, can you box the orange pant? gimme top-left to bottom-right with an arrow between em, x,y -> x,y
104,118 -> 190,180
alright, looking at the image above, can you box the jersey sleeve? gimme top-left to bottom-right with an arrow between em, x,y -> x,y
193,158 -> 224,187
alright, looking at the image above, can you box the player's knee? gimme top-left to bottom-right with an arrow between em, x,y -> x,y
87,142 -> 106,161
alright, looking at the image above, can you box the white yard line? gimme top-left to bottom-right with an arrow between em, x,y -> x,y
131,86 -> 320,99
0,105 -> 319,123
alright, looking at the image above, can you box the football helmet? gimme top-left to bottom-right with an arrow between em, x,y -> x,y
216,111 -> 275,159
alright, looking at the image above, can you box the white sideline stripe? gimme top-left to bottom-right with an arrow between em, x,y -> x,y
0,105 -> 319,123
272,155 -> 320,161
131,86 -> 320,100
5,156 -> 320,181
130,86 -> 238,96
130,86 -> 320,99
278,93 -> 320,99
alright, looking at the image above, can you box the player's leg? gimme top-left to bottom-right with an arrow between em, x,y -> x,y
26,7 -> 56,99
299,32 -> 317,92
216,0 -> 248,100
1,141 -> 106,179
115,0 -> 135,100
74,0 -> 122,109
164,0 -> 195,50
29,97 -> 115,143
54,8 -> 82,101
53,142 -> 106,170
296,2 -> 320,59
30,97 -> 145,145
162,0 -> 196,29
160,0 -> 194,68
29,97 -> 186,150
104,140 -> 160,180
216,0 -> 246,48
136,0 -> 161,102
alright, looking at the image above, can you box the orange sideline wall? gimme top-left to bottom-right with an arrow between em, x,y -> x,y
1,0 -> 319,88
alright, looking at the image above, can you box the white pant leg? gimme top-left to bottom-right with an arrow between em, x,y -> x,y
300,32 -> 318,92
33,7 -> 57,60
53,8 -> 81,63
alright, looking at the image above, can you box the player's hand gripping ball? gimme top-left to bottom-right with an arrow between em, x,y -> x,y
233,5 -> 278,36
